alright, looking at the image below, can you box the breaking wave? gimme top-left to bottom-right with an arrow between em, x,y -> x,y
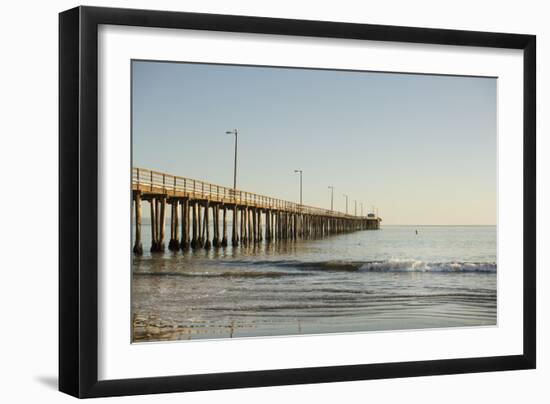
357,259 -> 496,273
134,259 -> 497,277
225,258 -> 497,273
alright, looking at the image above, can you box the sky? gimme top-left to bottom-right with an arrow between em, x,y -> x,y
132,60 -> 497,225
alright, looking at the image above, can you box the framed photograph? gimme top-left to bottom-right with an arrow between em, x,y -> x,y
59,6 -> 536,398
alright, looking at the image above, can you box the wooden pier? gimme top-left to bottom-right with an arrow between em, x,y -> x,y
132,168 -> 381,254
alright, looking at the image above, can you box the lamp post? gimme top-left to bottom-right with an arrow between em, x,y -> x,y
343,194 -> 349,214
360,202 -> 364,217
294,169 -> 303,205
354,200 -> 357,216
328,186 -> 334,211
226,129 -> 239,247
225,129 -> 238,190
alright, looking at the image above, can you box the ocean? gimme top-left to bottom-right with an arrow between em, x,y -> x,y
132,225 -> 496,342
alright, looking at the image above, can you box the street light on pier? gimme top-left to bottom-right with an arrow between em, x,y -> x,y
343,194 -> 349,215
354,200 -> 357,216
294,169 -> 303,205
328,186 -> 334,211
360,202 -> 364,217
225,129 -> 238,190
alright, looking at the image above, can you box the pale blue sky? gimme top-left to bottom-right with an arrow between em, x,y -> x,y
132,61 -> 496,225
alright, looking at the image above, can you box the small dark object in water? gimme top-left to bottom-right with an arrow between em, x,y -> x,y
415,230 -> 418,235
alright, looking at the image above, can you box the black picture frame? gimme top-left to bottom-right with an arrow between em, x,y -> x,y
59,5 -> 536,398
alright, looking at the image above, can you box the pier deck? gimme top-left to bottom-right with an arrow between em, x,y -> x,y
132,168 -> 381,253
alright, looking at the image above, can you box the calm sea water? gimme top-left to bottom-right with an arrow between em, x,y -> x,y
132,225 -> 496,342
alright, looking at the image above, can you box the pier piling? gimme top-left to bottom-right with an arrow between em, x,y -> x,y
221,206 -> 228,247
191,202 -> 198,249
181,198 -> 190,249
204,201 -> 211,249
232,205 -> 239,246
133,192 -> 143,255
168,199 -> 180,250
149,197 -> 157,252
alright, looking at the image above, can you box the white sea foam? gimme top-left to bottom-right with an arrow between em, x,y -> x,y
359,258 -> 496,273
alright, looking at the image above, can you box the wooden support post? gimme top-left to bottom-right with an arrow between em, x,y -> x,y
282,213 -> 286,240
158,197 -> 166,251
174,200 -> 179,247
169,201 -> 175,243
282,212 -> 286,240
169,200 -> 179,250
251,208 -> 256,243
240,208 -> 246,245
197,204 -> 202,245
181,198 -> 190,249
133,192 -> 143,255
317,216 -> 320,237
191,201 -> 198,249
244,208 -> 249,244
204,201 -> 211,249
155,198 -> 162,245
274,211 -> 277,241
244,206 -> 250,245
257,210 -> 260,242
265,210 -> 271,242
232,204 -> 239,246
273,211 -> 276,241
273,211 -> 281,241
249,208 -> 252,243
263,209 -> 269,243
248,208 -> 252,245
278,212 -> 282,241
272,211 -> 276,241
244,208 -> 249,245
258,210 -> 263,242
212,204 -> 218,247
150,197 -> 157,252
249,208 -> 253,244
248,207 -> 253,245
284,212 -> 288,240
221,206 -> 228,247
251,208 -> 255,243
157,198 -> 163,249
241,206 -> 250,245
213,204 -> 220,247
197,204 -> 204,248
270,210 -> 274,241
287,213 -> 291,240
256,209 -> 261,242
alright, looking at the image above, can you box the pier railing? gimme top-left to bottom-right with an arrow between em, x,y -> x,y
132,167 -> 369,219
